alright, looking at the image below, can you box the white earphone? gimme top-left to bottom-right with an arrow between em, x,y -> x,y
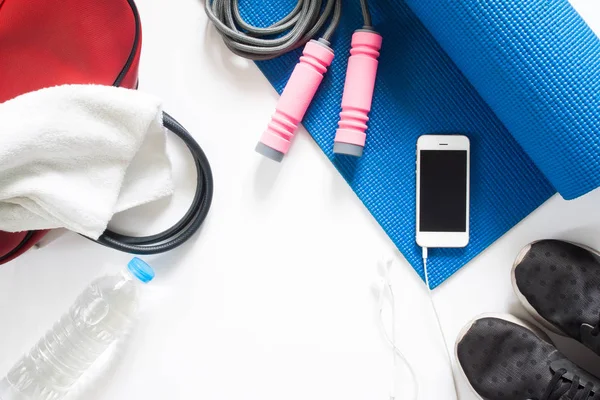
375,259 -> 419,400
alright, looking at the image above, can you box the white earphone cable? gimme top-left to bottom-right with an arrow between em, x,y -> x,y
422,247 -> 460,400
378,252 -> 462,400
378,261 -> 419,400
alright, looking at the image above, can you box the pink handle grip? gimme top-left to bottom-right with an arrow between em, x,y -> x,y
334,30 -> 382,155
257,40 -> 335,160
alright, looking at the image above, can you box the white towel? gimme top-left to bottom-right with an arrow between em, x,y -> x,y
0,85 -> 174,239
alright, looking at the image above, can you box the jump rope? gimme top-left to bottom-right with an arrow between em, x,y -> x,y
206,1 -> 459,398
206,0 -> 382,161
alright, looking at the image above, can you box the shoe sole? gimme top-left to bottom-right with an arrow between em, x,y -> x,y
510,240 -> 600,337
455,313 -> 551,400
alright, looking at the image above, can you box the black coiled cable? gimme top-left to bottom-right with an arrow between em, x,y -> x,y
88,112 -> 214,255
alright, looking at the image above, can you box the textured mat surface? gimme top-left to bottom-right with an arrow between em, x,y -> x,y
241,0 -> 600,288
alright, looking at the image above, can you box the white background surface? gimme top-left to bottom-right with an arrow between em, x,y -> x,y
1,1 -> 600,399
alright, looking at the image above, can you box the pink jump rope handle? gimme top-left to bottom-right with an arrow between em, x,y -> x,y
333,30 -> 382,157
256,40 -> 335,162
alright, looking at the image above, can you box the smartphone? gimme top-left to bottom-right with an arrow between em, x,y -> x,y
416,135 -> 470,248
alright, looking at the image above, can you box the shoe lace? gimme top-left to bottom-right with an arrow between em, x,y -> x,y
542,368 -> 600,400
591,322 -> 600,337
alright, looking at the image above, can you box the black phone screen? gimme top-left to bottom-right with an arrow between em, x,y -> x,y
419,150 -> 468,232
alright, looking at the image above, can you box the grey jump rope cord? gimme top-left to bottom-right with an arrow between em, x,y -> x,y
422,247 -> 461,399
204,0 -> 373,61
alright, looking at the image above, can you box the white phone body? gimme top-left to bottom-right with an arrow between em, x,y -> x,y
416,135 -> 470,248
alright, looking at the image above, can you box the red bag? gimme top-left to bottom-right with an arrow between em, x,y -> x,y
0,0 -> 142,263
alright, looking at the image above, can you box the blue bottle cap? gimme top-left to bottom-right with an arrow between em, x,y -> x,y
127,258 -> 156,283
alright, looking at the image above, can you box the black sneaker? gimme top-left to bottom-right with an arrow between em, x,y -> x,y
512,240 -> 600,355
456,315 -> 600,399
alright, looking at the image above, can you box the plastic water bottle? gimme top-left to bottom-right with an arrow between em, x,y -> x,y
0,258 -> 155,400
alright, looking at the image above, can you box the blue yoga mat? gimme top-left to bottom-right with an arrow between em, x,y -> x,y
242,0 -> 600,288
